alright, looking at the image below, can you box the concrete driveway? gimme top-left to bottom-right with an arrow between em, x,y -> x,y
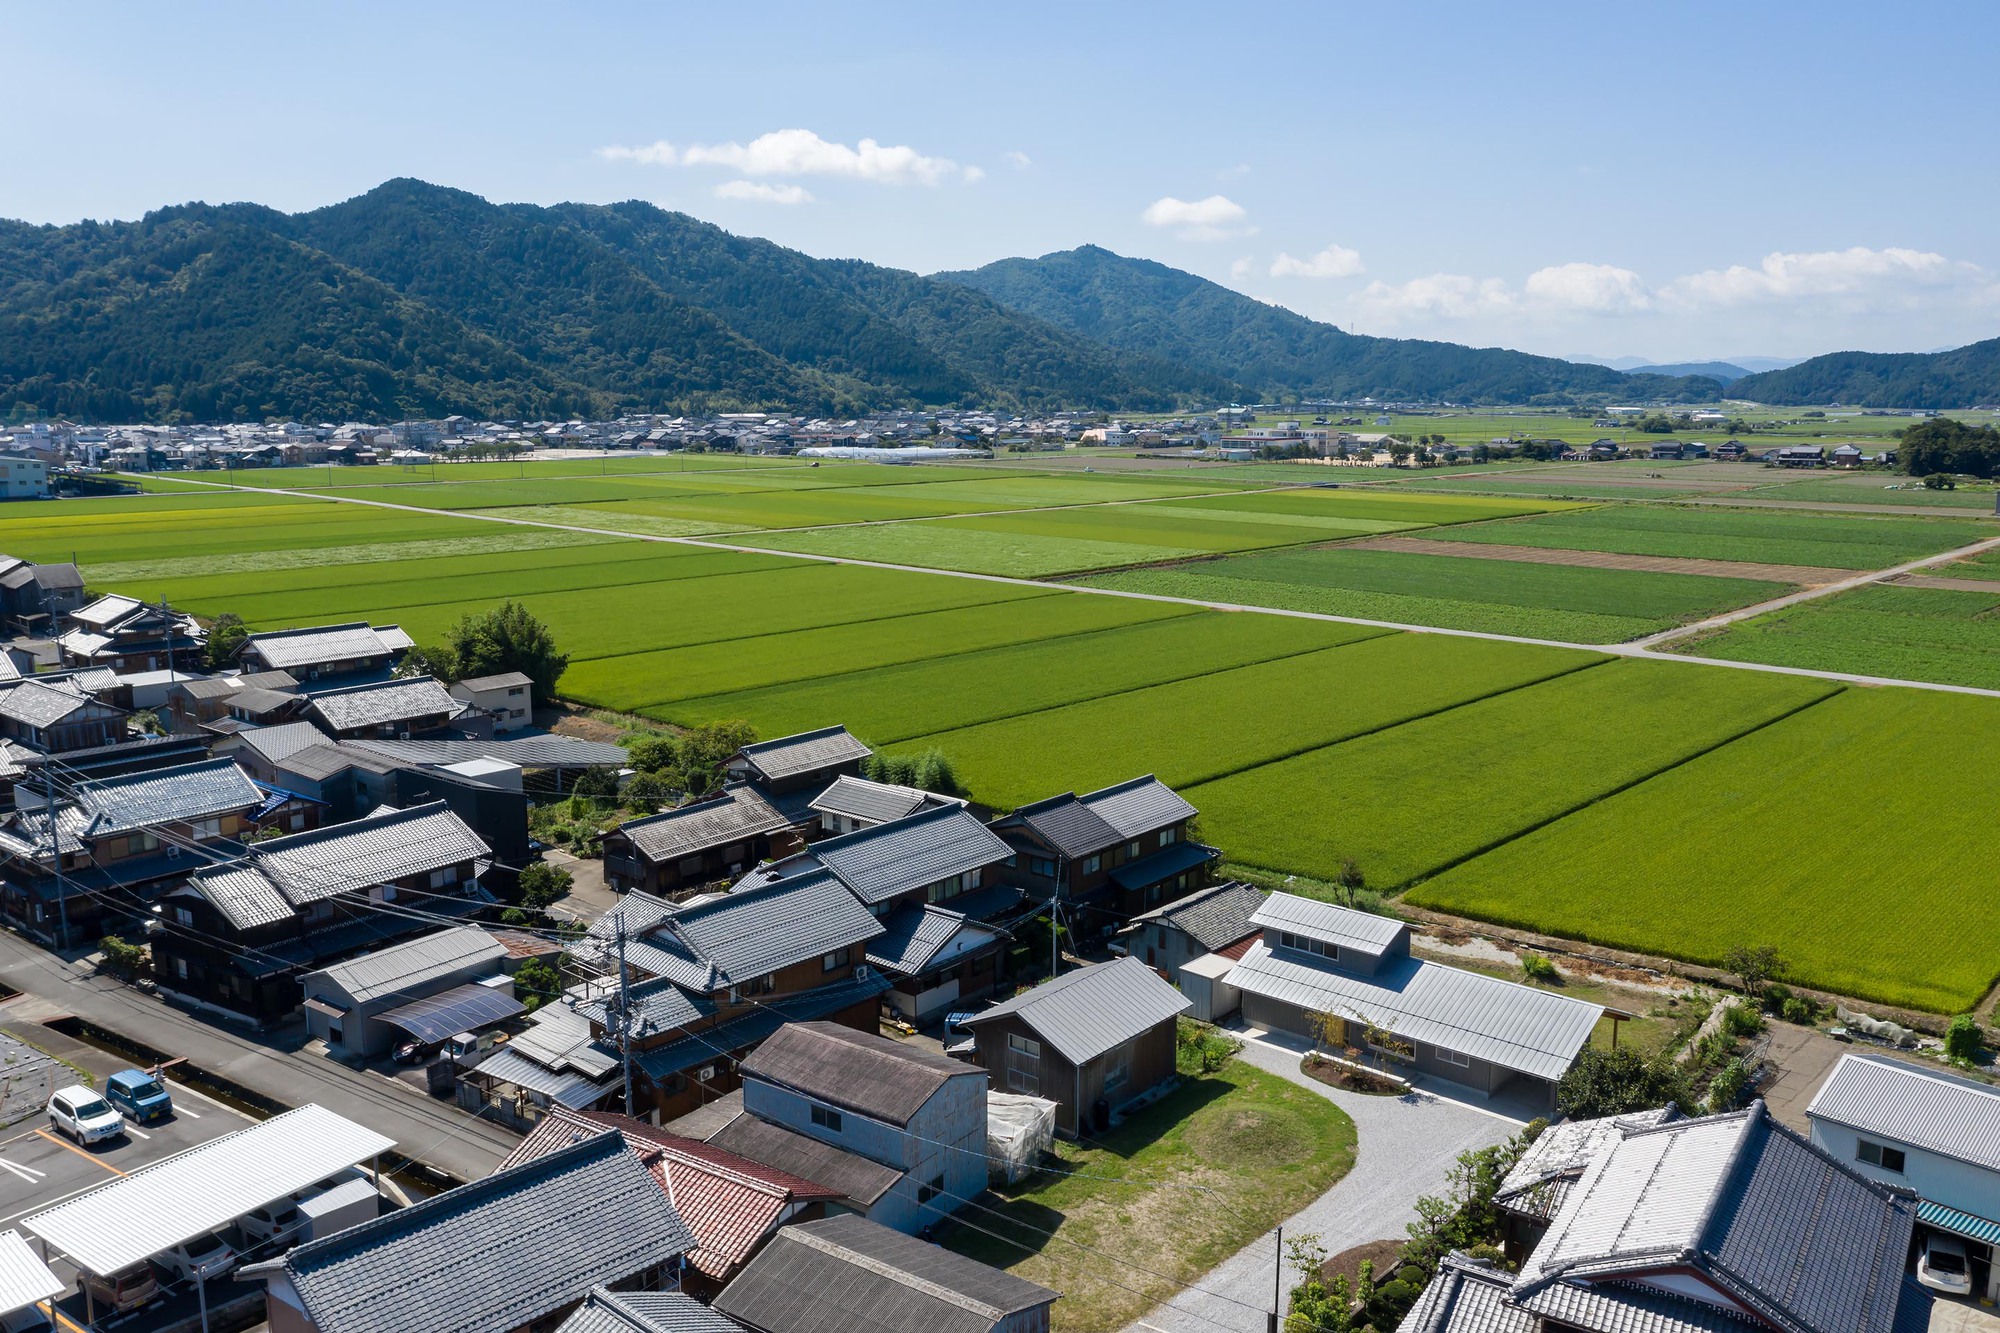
1122,1033 -> 1519,1333
541,850 -> 617,924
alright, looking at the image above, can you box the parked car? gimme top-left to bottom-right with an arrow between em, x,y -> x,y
0,1304 -> 50,1332
237,1199 -> 303,1249
46,1086 -> 124,1145
1916,1233 -> 1972,1296
104,1069 -> 173,1124
155,1232 -> 238,1285
82,1261 -> 160,1313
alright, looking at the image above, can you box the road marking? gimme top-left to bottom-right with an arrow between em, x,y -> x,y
0,1159 -> 44,1182
33,1129 -> 126,1176
121,1123 -> 149,1140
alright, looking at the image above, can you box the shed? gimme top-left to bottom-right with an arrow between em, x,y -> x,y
300,926 -> 508,1057
1178,951 -> 1243,1023
962,956 -> 1191,1135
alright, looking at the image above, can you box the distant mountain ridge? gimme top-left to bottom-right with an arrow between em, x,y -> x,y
1729,339 -> 2000,407
1624,361 -> 1751,382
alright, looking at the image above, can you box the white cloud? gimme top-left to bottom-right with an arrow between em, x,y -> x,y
963,165 -> 986,184
1522,262 -> 1651,313
598,129 -> 976,186
713,180 -> 813,205
1270,242 -> 1365,279
1356,273 -> 1515,321
1003,150 -> 1032,170
1141,194 -> 1253,241
1662,246 -> 1979,309
1230,255 -> 1256,280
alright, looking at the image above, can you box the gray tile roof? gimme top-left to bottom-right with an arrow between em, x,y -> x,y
963,956 -> 1191,1066
1250,892 -> 1408,955
0,680 -> 90,728
630,973 -> 893,1084
1008,792 -> 1122,858
1224,941 -> 1601,1082
713,1214 -> 1059,1333
1515,1102 -> 1917,1333
72,758 -> 263,835
618,784 -> 792,863
1497,1107 -> 1680,1221
509,997 -> 622,1080
281,1132 -> 694,1333
306,676 -> 463,732
1127,880 -> 1266,952
809,806 -> 1014,906
708,1112 -> 904,1208
177,670 -> 298,700
584,875 -> 884,991
241,622 -> 403,671
303,926 -> 505,1006
344,736 -> 628,768
865,903 -> 1006,976
454,671 -> 533,693
558,1287 -> 748,1333
1511,1272 -> 1766,1333
1806,1052 -> 2000,1174
739,1021 -> 982,1126
232,720 -> 328,765
808,775 -> 952,826
576,976 -> 712,1039
1080,774 -> 1198,838
735,726 -> 872,782
1400,1255 -> 1536,1333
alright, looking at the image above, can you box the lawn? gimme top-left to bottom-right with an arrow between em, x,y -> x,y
1405,687 -> 2000,1013
1675,583 -> 2000,690
890,633 -> 1602,808
649,611 -> 1386,741
941,1054 -> 1356,1333
1189,659 -> 1841,888
1085,548 -> 1788,644
1427,504 -> 1990,570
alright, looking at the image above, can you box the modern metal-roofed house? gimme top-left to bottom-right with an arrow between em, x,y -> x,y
237,621 -> 413,682
1807,1052 -> 2000,1301
602,784 -> 803,898
258,1131 -> 696,1333
962,955 -> 1191,1136
156,800 -> 492,1026
712,1213 -> 1059,1333
303,675 -> 467,740
734,1021 -> 987,1234
299,925 -> 509,1057
992,775 -> 1216,923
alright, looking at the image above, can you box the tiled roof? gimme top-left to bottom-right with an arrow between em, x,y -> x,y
1806,1052 -> 2000,1174
73,758 -> 263,835
557,1288 -> 748,1333
963,956 -> 1191,1065
583,875 -> 884,991
1008,792 -> 1122,858
576,976 -> 712,1039
0,680 -> 91,728
1127,880 -> 1266,951
177,670 -> 298,700
1400,1256 -> 1536,1333
809,806 -> 1013,906
241,622 -> 403,670
713,1214 -> 1059,1333
740,1021 -> 981,1126
343,736 -> 627,768
865,903 -> 1005,976
617,785 -> 792,863
281,1133 -> 695,1333
734,726 -> 871,782
1497,1107 -> 1680,1220
808,775 -> 951,825
306,676 -> 462,732
1250,891 -> 1408,955
232,720 -> 328,765
303,926 -> 505,1005
1080,774 -> 1198,838
69,594 -> 142,629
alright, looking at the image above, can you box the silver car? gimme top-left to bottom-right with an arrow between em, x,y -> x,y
47,1086 -> 124,1145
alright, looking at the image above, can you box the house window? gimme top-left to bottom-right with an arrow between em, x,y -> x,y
1082,855 -> 1101,874
1160,827 -> 1180,846
1028,856 -> 1056,879
1006,1033 -> 1040,1095
428,867 -> 454,889
135,831 -> 160,853
173,957 -> 188,980
174,907 -> 194,927
1434,1047 -> 1472,1068
1103,1043 -> 1131,1096
1277,931 -> 1340,961
822,948 -> 850,973
811,1104 -> 843,1133
1126,841 -> 1141,860
917,1174 -> 945,1205
1857,1140 -> 1906,1173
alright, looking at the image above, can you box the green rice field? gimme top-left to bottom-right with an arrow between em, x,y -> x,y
1676,583 -> 2000,690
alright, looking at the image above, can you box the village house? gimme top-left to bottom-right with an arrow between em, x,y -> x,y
447,671 -> 534,734
55,595 -> 204,673
602,784 -> 801,898
555,1289 -> 747,1333
723,725 -> 872,821
299,926 -> 515,1059
235,622 -> 412,682
1118,880 -> 1267,979
0,555 -> 84,633
302,675 -> 469,741
807,774 -> 964,838
167,670 -> 303,734
155,800 -> 493,1026
0,676 -> 127,751
991,775 -> 1216,929
962,955 -> 1190,1136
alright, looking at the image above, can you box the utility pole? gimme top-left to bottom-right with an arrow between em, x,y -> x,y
44,766 -> 69,951
614,912 -> 635,1115
1270,1223 -> 1283,1333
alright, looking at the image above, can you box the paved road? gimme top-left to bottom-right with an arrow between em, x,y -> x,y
1122,1035 -> 1516,1333
0,934 -> 517,1183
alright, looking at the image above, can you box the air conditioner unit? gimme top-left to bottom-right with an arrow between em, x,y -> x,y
697,1064 -> 716,1082
165,846 -> 180,861
853,964 -> 871,982
398,730 -> 412,741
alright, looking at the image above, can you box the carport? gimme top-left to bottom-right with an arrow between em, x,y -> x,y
22,1103 -> 395,1330
0,1229 -> 62,1325
377,980 -> 525,1047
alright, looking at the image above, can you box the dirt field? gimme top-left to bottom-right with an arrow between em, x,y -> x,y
1341,535 -> 1852,584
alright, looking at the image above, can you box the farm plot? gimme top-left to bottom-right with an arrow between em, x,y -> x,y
1191,659 -> 1840,888
1164,487 -> 1572,526
1743,475 -> 2000,510
152,452 -> 812,487
1086,549 -> 1788,643
562,592 -> 1191,712
0,494 -> 488,568
1427,504 -> 1990,569
1674,583 -> 2000,691
889,633 -> 1601,808
650,612 -> 1387,741
1406,687 -> 2000,1013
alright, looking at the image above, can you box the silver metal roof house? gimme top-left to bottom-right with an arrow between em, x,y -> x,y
24,1104 -> 395,1278
257,1131 -> 696,1333
713,1213 -> 1059,1333
300,926 -> 510,1058
962,955 -> 1191,1067
238,621 -> 413,676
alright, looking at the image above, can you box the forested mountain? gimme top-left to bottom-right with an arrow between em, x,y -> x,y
936,245 -> 1720,404
1626,361 -> 1751,382
0,179 -> 1735,422
1728,339 -> 2000,408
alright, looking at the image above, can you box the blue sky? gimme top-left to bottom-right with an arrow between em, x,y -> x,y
6,1 -> 1996,363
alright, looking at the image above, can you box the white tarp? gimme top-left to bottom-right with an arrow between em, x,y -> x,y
986,1092 -> 1057,1183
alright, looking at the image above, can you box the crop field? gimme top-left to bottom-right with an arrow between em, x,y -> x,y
883,634 -> 1601,808
1425,504 -> 1990,570
1742,475 -> 2000,510
1675,583 -> 2000,690
1190,660 -> 1840,888
153,452 -> 814,486
1085,549 -> 1788,643
1406,687 -> 2000,1013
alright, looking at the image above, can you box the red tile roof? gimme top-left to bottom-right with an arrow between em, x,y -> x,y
1215,934 -> 1258,961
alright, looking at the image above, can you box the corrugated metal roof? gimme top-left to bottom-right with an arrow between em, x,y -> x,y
812,806 -> 1013,905
344,736 -> 627,768
962,956 -> 1190,1065
808,775 -> 946,825
1806,1053 -> 2000,1174
1917,1200 -> 2000,1247
305,926 -> 504,1005
1106,839 -> 1219,893
558,1287 -> 749,1333
1250,892 -> 1408,955
0,1229 -> 62,1316
740,1021 -> 980,1127
281,1133 -> 694,1333
508,998 -> 622,1079
468,1046 -> 613,1108
1079,774 -> 1197,839
618,784 -> 792,862
70,594 -> 141,629
74,757 -> 263,834
242,622 -> 401,670
713,1214 -> 1058,1333
307,676 -> 462,731
735,726 -> 872,782
24,1104 -> 395,1277
454,671 -> 533,693
630,973 -> 893,1083
1225,942 -> 1600,1081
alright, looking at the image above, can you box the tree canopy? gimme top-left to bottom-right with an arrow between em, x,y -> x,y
424,601 -> 569,705
1899,416 -> 2000,478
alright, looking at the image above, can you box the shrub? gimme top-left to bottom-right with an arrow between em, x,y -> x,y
1781,996 -> 1816,1025
98,935 -> 150,981
1721,1003 -> 1765,1039
1706,1058 -> 1750,1113
570,767 -> 620,800
1558,1046 -> 1693,1119
518,862 -> 574,914
1944,1014 -> 1985,1062
621,772 -> 674,812
1519,953 -> 1561,984
1761,982 -> 1793,1014
515,956 -> 561,1013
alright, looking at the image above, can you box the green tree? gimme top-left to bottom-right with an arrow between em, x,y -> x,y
1723,944 -> 1784,998
570,767 -> 619,800
203,612 -> 251,670
1901,417 -> 2000,479
517,862 -> 573,915
98,934 -> 150,981
1944,1014 -> 1985,1062
1557,1046 -> 1693,1119
397,642 -> 460,682
1334,858 -> 1365,907
515,955 -> 562,1013
439,600 -> 568,704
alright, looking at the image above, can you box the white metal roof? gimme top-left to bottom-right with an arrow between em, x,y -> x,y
0,1230 -> 61,1316
23,1104 -> 396,1276
1250,892 -> 1407,955
1807,1053 -> 2000,1174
